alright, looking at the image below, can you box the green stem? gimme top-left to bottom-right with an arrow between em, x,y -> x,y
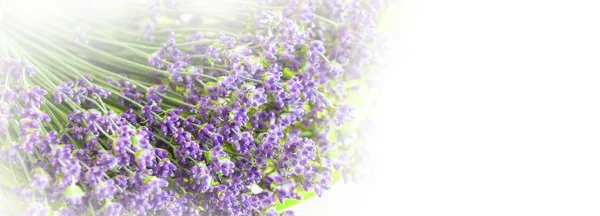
317,51 -> 331,64
315,14 -> 339,26
80,95 -> 109,113
154,27 -> 239,37
34,21 -> 168,76
87,35 -> 160,51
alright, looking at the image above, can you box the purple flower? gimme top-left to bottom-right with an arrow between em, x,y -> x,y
146,85 -> 167,103
168,62 -> 187,82
326,62 -> 345,77
94,179 -> 119,200
121,109 -> 137,124
89,84 -> 111,99
210,133 -> 224,146
29,168 -> 51,190
64,184 -> 85,206
216,158 -> 235,176
72,86 -> 88,104
1,58 -> 37,81
24,202 -> 50,216
141,176 -> 169,196
20,86 -> 46,109
282,210 -> 295,216
39,131 -> 58,156
113,137 -> 133,166
115,81 -> 142,106
229,106 -> 249,127
334,105 -> 354,125
161,109 -> 182,136
0,1 -> 386,214
153,159 -> 177,178
283,0 -> 315,24
21,107 -> 50,122
19,131 -> 41,154
219,34 -> 236,49
149,51 -> 164,69
121,191 -> 150,215
189,163 -> 211,193
142,103 -> 162,125
54,82 -> 74,103
265,208 -> 278,216
236,84 -> 267,108
135,149 -> 155,168
0,87 -> 18,101
206,47 -> 222,63
96,150 -> 119,171
85,166 -> 104,187
100,202 -> 124,216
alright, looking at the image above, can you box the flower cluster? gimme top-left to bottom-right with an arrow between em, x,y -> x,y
0,58 -> 38,81
0,0 -> 387,215
55,76 -> 111,104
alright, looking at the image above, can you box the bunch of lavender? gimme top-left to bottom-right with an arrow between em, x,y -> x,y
0,0 -> 388,215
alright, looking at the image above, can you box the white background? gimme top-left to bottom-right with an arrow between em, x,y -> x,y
295,0 -> 600,215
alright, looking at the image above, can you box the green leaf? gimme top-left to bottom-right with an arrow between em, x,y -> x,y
106,104 -> 123,114
327,149 -> 341,159
204,151 -> 213,164
283,68 -> 295,79
144,176 -> 156,185
299,131 -> 313,137
275,172 -> 342,212
132,135 -> 138,146
298,24 -> 305,33
64,184 -> 84,198
135,149 -> 144,157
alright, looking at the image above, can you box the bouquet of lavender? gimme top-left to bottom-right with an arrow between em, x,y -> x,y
0,0 -> 387,215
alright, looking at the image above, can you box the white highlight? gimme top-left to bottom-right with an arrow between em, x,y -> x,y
295,0 -> 600,215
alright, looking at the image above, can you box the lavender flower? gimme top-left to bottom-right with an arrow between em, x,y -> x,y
64,184 -> 85,205
135,149 -> 155,168
20,86 -> 46,109
24,202 -> 50,216
100,202 -> 124,216
94,179 -> 119,200
153,159 -> 177,178
146,85 -> 167,103
1,58 -> 38,80
334,105 -> 354,125
54,82 -> 74,103
0,1 -> 387,214
29,168 -> 51,190
283,0 -> 315,24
